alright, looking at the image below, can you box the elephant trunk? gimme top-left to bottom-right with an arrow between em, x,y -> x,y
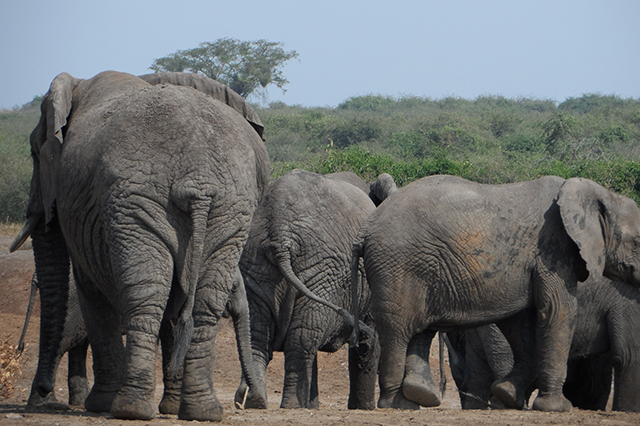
230,283 -> 260,396
31,217 -> 71,397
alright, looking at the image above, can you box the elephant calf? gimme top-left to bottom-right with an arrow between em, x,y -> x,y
352,174 -> 640,412
235,169 -> 396,409
447,274 -> 640,412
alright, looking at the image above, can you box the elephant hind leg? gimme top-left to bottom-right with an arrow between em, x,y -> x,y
178,246 -> 247,421
177,321 -> 224,421
108,245 -> 173,420
402,330 -> 441,407
77,280 -> 126,415
281,348 -> 319,408
377,334 -> 419,409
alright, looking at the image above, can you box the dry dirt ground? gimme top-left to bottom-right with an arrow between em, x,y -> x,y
1,232 -> 639,425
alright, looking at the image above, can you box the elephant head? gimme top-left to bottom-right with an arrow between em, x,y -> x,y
558,177 -> 640,287
369,173 -> 398,206
8,73 -> 85,399
10,73 -> 78,247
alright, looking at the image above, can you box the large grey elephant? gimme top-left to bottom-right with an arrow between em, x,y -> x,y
10,70 -> 269,421
447,274 -> 640,412
234,170 -> 395,409
351,174 -> 640,412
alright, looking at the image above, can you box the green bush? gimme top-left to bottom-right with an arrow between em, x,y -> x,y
4,92 -> 640,224
0,106 -> 38,222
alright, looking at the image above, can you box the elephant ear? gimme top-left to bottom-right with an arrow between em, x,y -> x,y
557,177 -> 610,279
138,72 -> 264,139
30,73 -> 79,225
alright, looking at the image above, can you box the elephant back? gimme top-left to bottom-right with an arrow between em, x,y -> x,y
138,72 -> 264,138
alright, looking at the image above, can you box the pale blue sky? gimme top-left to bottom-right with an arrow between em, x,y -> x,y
1,0 -> 639,109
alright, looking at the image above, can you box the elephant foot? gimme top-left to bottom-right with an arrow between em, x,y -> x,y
28,392 -> 71,411
378,390 -> 420,410
402,374 -> 442,407
280,396 -> 319,409
532,393 -> 573,412
179,397 -> 223,422
488,396 -> 508,410
158,392 -> 180,415
68,376 -> 89,407
84,388 -> 119,414
491,379 -> 525,410
111,386 -> 156,420
348,393 -> 376,410
234,384 -> 268,409
27,388 -> 63,409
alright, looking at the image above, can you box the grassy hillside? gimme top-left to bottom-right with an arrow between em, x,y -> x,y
0,99 -> 40,223
261,94 -> 640,200
1,93 -> 640,223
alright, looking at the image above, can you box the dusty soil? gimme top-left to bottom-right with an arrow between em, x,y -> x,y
1,233 -> 639,425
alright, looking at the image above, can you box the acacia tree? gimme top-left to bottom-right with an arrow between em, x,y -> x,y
150,38 -> 299,99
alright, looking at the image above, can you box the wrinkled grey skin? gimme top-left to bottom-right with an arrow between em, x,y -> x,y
234,170 -> 392,409
10,71 -> 269,421
352,175 -> 640,412
158,267 -> 258,415
448,274 -> 640,412
17,269 -> 254,416
18,273 -> 89,408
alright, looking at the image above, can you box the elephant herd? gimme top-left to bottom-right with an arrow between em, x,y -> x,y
9,71 -> 640,421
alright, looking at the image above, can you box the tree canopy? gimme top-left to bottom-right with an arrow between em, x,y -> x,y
150,38 -> 299,99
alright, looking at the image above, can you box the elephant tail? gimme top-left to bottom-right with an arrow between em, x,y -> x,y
350,240 -> 365,346
168,189 -> 215,373
275,248 -> 356,326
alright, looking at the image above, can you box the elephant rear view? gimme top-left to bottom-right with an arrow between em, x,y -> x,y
10,71 -> 269,422
352,174 -> 640,412
236,169 -> 383,409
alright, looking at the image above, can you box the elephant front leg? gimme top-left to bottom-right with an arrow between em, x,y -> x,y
529,282 -> 576,412
67,339 -> 90,407
177,321 -> 225,421
110,314 -> 164,420
402,330 -> 442,407
78,284 -> 126,415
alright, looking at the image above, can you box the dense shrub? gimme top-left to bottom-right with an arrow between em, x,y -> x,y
0,106 -> 38,222
3,93 -> 640,224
